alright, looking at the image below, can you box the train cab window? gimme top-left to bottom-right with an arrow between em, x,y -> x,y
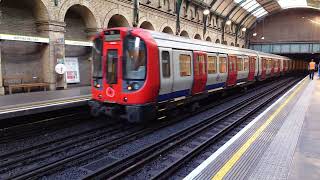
179,54 -> 192,77
237,57 -> 243,71
244,58 -> 249,71
219,57 -> 227,73
162,51 -> 170,78
208,56 -> 217,74
123,36 -> 147,80
92,37 -> 103,78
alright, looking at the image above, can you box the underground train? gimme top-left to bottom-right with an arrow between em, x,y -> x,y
89,27 -> 305,123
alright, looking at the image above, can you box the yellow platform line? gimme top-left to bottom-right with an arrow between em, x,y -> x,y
212,79 -> 306,180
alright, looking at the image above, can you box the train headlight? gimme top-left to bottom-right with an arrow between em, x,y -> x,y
96,84 -> 101,88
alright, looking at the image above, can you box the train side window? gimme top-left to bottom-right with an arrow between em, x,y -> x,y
162,51 -> 170,78
268,59 -> 271,69
237,58 -> 243,71
244,58 -> 249,71
208,56 -> 217,74
219,57 -> 227,73
179,54 -> 191,77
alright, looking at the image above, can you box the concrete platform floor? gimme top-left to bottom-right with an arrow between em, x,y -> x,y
185,76 -> 320,180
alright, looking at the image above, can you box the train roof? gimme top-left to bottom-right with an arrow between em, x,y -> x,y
146,30 -> 290,60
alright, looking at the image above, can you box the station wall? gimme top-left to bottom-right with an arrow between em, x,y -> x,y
0,0 -> 246,95
250,8 -> 320,43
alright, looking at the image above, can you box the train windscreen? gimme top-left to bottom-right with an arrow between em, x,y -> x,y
123,36 -> 147,80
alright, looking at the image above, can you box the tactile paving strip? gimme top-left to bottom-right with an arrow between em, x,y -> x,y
247,81 -> 314,180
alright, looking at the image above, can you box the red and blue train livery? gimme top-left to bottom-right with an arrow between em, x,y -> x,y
89,27 -> 303,123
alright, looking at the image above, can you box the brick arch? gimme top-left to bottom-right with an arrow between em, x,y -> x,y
58,0 -> 101,29
140,21 -> 155,30
180,30 -> 190,38
194,33 -> 202,40
1,0 -> 51,21
192,32 -> 203,40
159,22 -> 175,34
34,0 -> 51,21
206,36 -> 212,42
103,8 -> 133,28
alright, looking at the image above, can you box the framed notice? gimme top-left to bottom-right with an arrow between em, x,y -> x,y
65,57 -> 80,83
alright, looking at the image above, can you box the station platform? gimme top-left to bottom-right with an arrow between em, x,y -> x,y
185,76 -> 320,180
0,86 -> 90,120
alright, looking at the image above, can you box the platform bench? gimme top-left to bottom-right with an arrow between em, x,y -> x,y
8,83 -> 48,95
3,76 -> 49,94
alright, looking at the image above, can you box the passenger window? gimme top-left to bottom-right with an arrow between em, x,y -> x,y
219,57 -> 227,73
244,58 -> 249,71
162,51 -> 170,78
208,56 -> 217,74
179,54 -> 191,77
268,59 -> 272,69
237,58 -> 243,71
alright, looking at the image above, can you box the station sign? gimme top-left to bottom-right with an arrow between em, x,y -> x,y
65,40 -> 93,47
0,34 -> 49,43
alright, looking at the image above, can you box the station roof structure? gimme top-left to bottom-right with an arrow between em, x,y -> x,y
207,0 -> 320,29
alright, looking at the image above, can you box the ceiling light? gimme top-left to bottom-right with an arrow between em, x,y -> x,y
253,32 -> 257,36
242,27 -> 247,32
261,36 -> 265,40
226,20 -> 232,25
203,9 -> 210,15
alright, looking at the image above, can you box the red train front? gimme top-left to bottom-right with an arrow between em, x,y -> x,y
89,28 -> 160,123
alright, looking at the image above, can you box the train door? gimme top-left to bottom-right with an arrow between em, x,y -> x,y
172,50 -> 193,98
248,56 -> 256,81
277,59 -> 281,76
270,59 -> 275,77
283,60 -> 287,74
206,54 -> 226,91
261,58 -> 267,80
227,55 -> 237,86
102,42 -> 122,102
237,56 -> 249,84
192,52 -> 207,95
158,48 -> 173,101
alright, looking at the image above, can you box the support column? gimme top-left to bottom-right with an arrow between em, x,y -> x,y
0,41 -> 4,95
37,21 -> 67,90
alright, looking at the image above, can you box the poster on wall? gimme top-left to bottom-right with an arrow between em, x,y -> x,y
65,57 -> 80,84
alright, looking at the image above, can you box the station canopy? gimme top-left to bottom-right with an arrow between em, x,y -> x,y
208,0 -> 320,29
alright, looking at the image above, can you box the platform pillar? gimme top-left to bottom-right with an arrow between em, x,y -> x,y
37,21 -> 67,90
0,41 -> 4,95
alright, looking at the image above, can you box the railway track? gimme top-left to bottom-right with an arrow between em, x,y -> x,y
0,77 -> 298,179
82,77 -> 301,179
0,112 -> 90,143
